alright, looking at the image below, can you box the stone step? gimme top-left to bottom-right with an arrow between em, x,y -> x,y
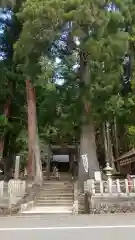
42,184 -> 72,187
21,206 -> 73,214
20,179 -> 74,215
39,192 -> 73,196
35,202 -> 73,206
39,194 -> 73,198
41,187 -> 73,191
43,182 -> 72,186
35,198 -> 73,203
43,174 -> 71,176
40,186 -> 73,190
42,185 -> 73,189
38,194 -> 73,198
37,195 -> 73,200
20,213 -> 72,216
39,191 -> 73,195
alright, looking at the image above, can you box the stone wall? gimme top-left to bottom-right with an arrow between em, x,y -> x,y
89,195 -> 135,214
84,178 -> 135,214
78,192 -> 85,214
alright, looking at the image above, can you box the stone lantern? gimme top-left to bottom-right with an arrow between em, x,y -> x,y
104,162 -> 113,180
104,163 -> 114,193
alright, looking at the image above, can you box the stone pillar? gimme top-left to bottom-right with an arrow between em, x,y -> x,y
14,155 -> 20,179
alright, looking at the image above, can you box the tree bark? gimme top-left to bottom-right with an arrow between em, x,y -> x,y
0,98 -> 11,159
79,123 -> 99,181
26,80 -> 34,179
78,50 -> 99,184
26,80 -> 43,183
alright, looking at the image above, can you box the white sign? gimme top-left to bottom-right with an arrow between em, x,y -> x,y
94,171 -> 101,181
81,154 -> 88,173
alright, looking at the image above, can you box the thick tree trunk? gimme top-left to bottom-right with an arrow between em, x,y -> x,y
26,80 -> 42,183
0,98 -> 11,159
26,80 -> 35,179
79,123 -> 99,181
78,51 -> 99,186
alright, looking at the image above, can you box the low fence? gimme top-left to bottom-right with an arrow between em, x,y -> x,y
0,180 -> 26,209
8,180 -> 26,198
84,178 -> 135,214
8,180 -> 26,207
84,178 -> 135,195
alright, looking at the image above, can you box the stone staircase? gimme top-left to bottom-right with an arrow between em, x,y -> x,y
20,179 -> 74,215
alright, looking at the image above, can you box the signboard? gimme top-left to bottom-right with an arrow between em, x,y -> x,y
81,154 -> 88,173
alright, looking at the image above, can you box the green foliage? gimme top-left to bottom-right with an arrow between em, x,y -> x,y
1,0 -> 135,157
127,125 -> 135,147
0,115 -> 8,126
13,0 -> 135,145
0,115 -> 8,140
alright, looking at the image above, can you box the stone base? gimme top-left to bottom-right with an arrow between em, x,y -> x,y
89,195 -> 135,214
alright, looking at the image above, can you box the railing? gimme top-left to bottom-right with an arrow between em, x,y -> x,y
8,180 -> 26,197
8,180 -> 26,212
84,178 -> 135,214
0,180 -> 26,201
84,178 -> 135,196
